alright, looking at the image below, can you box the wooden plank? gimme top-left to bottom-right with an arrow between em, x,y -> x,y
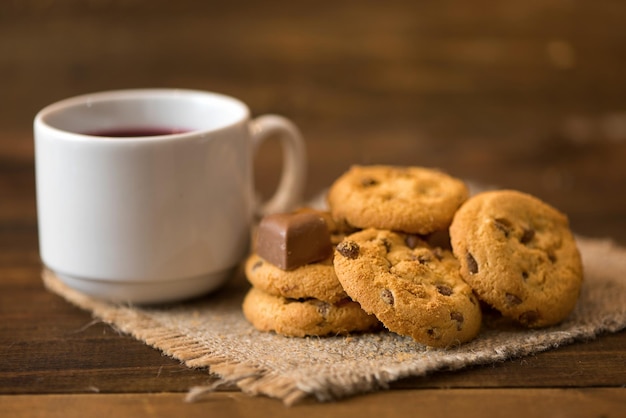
1,260 -> 625,393
1,389 -> 625,418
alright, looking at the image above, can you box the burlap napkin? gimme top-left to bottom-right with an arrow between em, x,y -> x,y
42,235 -> 626,405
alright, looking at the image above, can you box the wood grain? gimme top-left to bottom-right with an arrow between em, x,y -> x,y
2,389 -> 625,417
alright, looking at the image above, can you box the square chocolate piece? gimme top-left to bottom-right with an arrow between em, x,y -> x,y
255,211 -> 333,270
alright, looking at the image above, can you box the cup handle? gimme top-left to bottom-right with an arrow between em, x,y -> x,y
250,114 -> 307,217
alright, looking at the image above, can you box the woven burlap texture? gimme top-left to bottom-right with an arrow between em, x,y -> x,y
42,236 -> 626,405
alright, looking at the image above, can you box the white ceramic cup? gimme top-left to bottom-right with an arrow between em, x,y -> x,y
35,89 -> 306,304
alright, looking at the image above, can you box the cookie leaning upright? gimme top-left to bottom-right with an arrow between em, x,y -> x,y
327,165 -> 469,234
242,210 -> 380,337
449,190 -> 583,328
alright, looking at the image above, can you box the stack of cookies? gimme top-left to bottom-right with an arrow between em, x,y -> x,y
243,165 -> 584,348
242,210 -> 381,337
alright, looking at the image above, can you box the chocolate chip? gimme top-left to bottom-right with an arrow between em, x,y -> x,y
380,238 -> 392,252
518,310 -> 541,326
381,288 -> 394,306
337,241 -> 360,259
493,218 -> 512,237
520,228 -> 535,244
522,271 -> 529,280
505,293 -> 523,306
466,252 -> 478,274
361,177 -> 378,187
450,312 -> 464,330
426,328 -> 440,339
436,284 -> 453,296
416,253 -> 432,264
316,301 -> 331,319
547,250 -> 557,263
252,260 -> 263,271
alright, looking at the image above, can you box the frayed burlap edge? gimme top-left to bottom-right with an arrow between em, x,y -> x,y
41,269 -> 310,405
42,236 -> 626,405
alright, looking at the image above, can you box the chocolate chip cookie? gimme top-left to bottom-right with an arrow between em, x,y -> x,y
333,228 -> 482,348
449,190 -> 583,328
327,165 -> 469,234
242,287 -> 381,337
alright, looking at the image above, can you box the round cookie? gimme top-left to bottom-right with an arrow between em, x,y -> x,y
245,253 -> 348,303
333,229 -> 482,348
327,165 -> 469,234
449,189 -> 583,328
242,287 -> 381,337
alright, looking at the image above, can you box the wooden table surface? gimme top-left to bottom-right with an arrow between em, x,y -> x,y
1,1 -> 625,416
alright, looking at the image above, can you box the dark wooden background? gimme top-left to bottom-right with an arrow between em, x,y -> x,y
1,1 -> 625,415
3,0 -> 626,242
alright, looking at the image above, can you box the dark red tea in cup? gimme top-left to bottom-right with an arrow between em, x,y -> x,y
84,127 -> 192,137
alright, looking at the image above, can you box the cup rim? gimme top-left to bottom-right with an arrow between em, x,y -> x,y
34,88 -> 251,142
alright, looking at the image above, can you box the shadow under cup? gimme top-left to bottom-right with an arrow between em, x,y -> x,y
35,89 -> 256,304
